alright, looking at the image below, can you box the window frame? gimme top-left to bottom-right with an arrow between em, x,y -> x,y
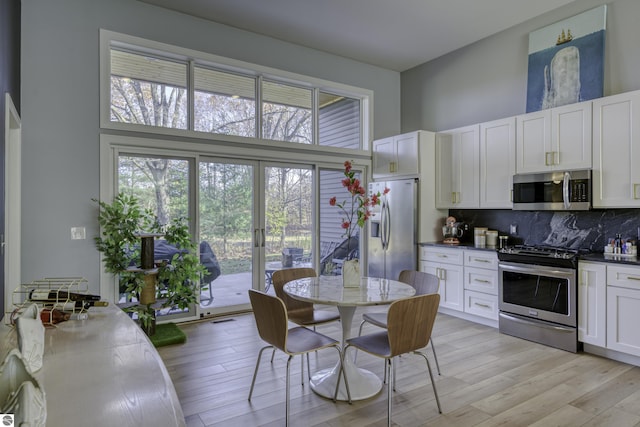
100,29 -> 373,154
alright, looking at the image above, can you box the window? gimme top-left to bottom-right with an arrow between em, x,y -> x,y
194,67 -> 256,137
103,32 -> 370,150
262,81 -> 312,144
319,92 -> 361,150
110,49 -> 187,129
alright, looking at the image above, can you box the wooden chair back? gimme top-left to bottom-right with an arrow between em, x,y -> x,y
248,289 -> 288,352
386,293 -> 440,358
398,270 -> 439,296
272,268 -> 317,317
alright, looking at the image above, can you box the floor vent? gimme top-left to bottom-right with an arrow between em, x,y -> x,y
212,318 -> 235,324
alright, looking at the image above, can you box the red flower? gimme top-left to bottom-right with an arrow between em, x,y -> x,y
329,160 -> 389,243
383,187 -> 390,195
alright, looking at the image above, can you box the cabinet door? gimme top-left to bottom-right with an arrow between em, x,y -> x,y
422,261 -> 464,312
435,132 -> 454,208
593,90 -> 640,208
578,262 -> 606,347
372,136 -> 395,177
394,132 -> 419,176
453,125 -> 480,208
551,101 -> 592,170
607,286 -> 640,357
480,117 -> 515,208
516,109 -> 551,174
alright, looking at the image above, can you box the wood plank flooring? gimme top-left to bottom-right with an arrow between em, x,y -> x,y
158,308 -> 640,426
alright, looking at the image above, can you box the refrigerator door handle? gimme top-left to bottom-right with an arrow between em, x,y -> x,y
384,200 -> 391,250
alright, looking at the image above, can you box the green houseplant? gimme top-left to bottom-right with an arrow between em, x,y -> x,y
94,193 -> 205,335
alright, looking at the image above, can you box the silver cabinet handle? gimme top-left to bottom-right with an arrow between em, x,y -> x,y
474,302 -> 490,309
474,279 -> 491,284
473,258 -> 490,263
626,276 -> 640,281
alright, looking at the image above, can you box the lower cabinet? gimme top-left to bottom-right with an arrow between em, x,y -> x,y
578,261 -> 640,358
606,265 -> 640,357
578,262 -> 606,347
420,246 -> 497,321
420,246 -> 464,312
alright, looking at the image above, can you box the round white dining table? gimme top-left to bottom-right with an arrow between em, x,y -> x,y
283,275 -> 415,401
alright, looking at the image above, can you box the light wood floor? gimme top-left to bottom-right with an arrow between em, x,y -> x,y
158,307 -> 640,427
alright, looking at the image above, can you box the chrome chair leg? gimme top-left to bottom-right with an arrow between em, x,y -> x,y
286,355 -> 293,427
353,319 -> 367,363
430,338 -> 441,375
414,350 -> 442,413
334,346 -> 352,404
386,358 -> 392,427
248,345 -> 273,401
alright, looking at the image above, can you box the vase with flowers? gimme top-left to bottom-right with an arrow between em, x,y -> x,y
329,161 -> 389,287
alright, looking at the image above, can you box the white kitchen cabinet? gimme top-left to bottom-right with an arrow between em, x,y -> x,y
515,101 -> 592,174
372,131 -> 423,178
463,249 -> 498,320
479,117 -> 515,208
606,264 -> 640,357
593,90 -> 640,208
420,246 -> 464,312
435,124 -> 480,208
578,261 -> 606,347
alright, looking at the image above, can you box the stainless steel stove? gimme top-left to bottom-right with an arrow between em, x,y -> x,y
497,245 -> 585,353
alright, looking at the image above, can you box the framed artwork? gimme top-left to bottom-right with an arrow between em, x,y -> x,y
526,5 -> 606,112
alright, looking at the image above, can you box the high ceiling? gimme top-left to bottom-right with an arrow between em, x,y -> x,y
141,0 -> 578,72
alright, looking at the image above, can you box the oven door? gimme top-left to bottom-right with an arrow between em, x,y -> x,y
498,261 -> 576,327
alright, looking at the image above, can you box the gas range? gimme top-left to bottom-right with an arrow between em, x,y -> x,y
497,245 -> 586,269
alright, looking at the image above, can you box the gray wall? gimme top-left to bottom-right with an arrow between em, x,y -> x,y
401,0 -> 640,132
20,0 -> 401,292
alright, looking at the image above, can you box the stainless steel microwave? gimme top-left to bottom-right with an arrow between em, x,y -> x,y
512,170 -> 591,211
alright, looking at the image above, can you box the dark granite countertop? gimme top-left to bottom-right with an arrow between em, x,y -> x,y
419,241 -> 499,252
580,253 -> 640,267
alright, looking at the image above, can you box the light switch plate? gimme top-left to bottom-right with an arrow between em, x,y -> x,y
71,227 -> 86,240
510,224 -> 517,235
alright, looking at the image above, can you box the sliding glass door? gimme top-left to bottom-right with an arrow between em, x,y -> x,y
198,159 -> 313,315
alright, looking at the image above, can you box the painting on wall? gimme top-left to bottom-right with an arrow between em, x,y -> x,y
526,5 -> 606,113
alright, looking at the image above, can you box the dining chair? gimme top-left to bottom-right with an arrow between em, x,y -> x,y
344,293 -> 442,426
272,268 -> 341,382
247,290 -> 350,426
272,268 -> 340,327
356,270 -> 441,376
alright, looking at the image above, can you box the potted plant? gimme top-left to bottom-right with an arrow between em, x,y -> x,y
94,193 -> 205,335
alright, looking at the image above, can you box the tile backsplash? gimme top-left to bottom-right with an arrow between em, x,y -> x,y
448,209 -> 640,252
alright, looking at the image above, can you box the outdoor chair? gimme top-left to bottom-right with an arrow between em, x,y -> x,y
344,293 -> 442,426
247,290 -> 350,426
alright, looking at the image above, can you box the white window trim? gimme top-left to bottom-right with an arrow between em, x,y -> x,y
99,29 -> 374,152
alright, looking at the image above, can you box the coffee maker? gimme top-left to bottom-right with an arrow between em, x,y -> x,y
442,216 -> 465,244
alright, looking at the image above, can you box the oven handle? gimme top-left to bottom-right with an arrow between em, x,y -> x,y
499,312 -> 576,333
498,261 -> 575,278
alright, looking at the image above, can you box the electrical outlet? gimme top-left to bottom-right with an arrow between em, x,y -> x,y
71,227 -> 86,240
510,224 -> 517,235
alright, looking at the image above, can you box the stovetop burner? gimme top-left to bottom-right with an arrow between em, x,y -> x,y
498,245 -> 589,268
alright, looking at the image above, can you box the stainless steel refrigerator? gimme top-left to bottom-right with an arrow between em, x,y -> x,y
367,178 -> 418,280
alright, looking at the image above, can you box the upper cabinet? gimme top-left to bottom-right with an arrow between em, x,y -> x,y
480,117 -> 515,209
593,90 -> 640,208
435,124 -> 480,209
372,131 -> 421,178
516,101 -> 592,174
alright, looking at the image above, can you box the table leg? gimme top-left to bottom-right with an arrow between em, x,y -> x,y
309,305 -> 382,401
